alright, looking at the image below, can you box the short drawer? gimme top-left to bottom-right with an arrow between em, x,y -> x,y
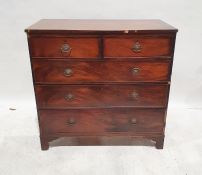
104,36 -> 172,58
39,108 -> 165,135
35,84 -> 169,108
29,37 -> 100,58
32,60 -> 170,83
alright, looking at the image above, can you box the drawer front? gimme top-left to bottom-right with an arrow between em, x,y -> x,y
104,37 -> 172,57
32,60 -> 170,83
39,108 -> 165,135
35,84 -> 169,108
29,37 -> 100,58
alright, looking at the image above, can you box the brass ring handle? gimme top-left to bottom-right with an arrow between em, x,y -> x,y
132,41 -> 142,53
61,44 -> 72,53
130,118 -> 137,124
67,118 -> 76,125
131,67 -> 140,75
64,93 -> 74,101
64,68 -> 73,77
131,91 -> 139,99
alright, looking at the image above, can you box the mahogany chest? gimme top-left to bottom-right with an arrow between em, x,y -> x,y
25,19 -> 177,150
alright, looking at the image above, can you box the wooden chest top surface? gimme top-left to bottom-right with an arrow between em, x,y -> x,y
25,19 -> 177,34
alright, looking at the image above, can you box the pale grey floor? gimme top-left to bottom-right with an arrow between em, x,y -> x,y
0,105 -> 202,175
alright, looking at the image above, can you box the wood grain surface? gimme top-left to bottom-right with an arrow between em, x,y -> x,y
39,108 -> 165,135
35,84 -> 169,108
32,60 -> 171,83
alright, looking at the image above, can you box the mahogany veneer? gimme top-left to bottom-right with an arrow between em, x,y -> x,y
25,19 -> 177,150
39,109 -> 165,134
32,60 -> 171,83
35,84 -> 169,108
104,37 -> 172,57
30,37 -> 100,58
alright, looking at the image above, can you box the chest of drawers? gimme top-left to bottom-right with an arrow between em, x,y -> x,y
25,19 -> 177,150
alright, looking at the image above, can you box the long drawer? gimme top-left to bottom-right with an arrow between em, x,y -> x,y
32,60 -> 171,84
35,84 -> 169,108
39,108 -> 165,135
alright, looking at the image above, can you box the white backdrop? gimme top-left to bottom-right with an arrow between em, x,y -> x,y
1,1 -> 202,175
0,0 -> 202,109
